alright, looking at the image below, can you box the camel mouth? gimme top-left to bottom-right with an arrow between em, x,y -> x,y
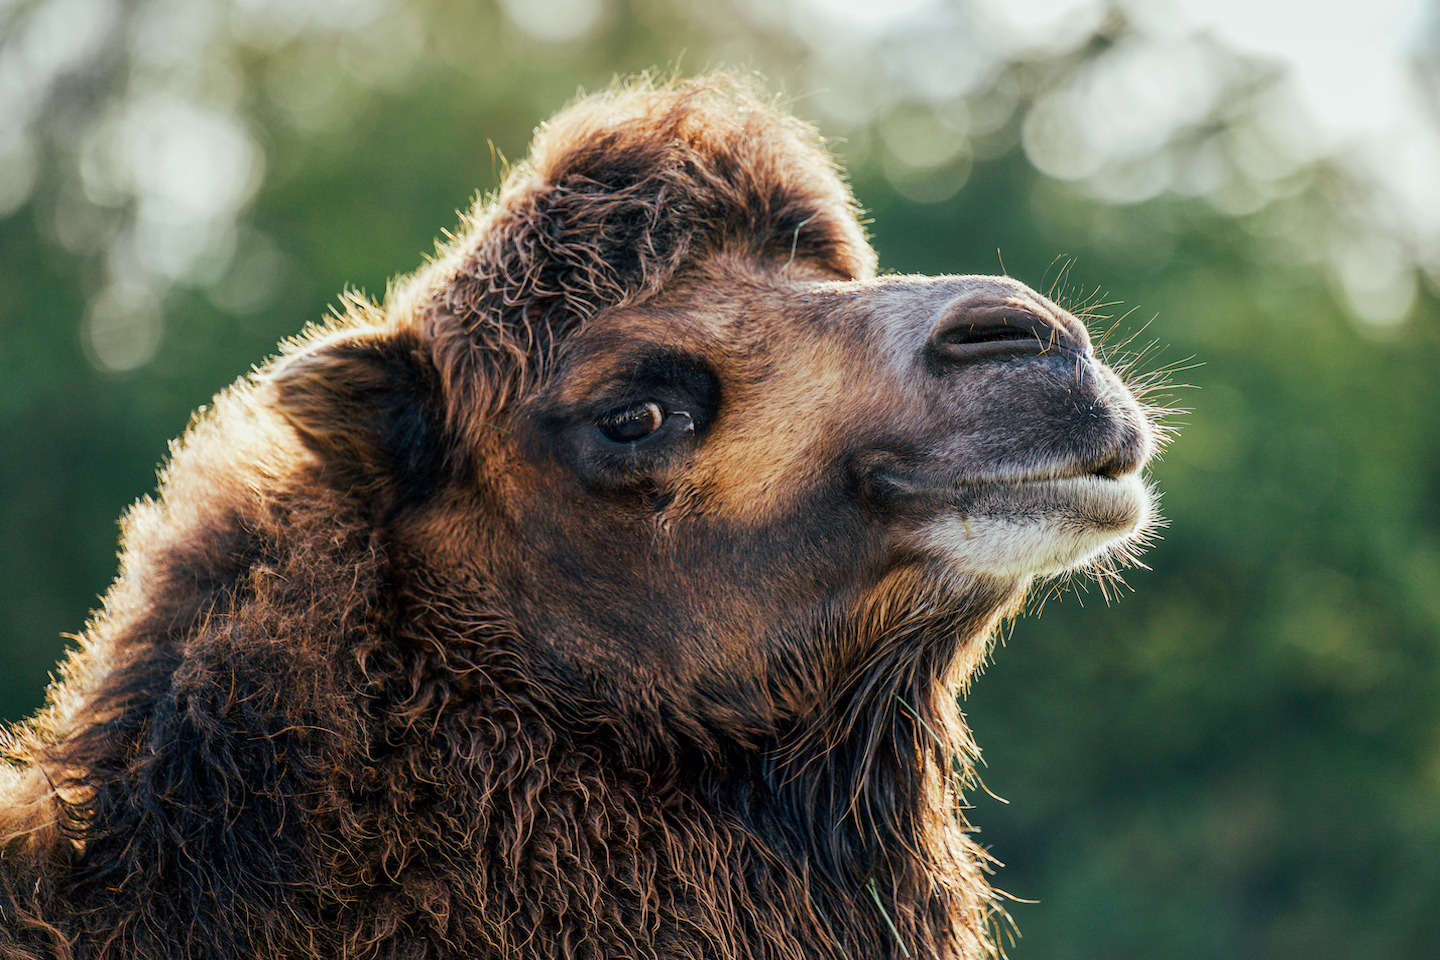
1080,451 -> 1134,482
880,468 -> 1154,579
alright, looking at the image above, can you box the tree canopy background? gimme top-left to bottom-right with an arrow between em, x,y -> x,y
2,0 -> 1437,957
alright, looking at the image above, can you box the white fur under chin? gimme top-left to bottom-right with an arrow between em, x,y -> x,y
913,473 -> 1154,578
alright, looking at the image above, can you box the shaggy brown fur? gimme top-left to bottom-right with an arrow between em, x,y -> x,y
0,76 -> 1161,960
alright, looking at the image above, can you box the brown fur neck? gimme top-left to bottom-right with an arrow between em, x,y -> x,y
0,513 -> 1010,960
362,566 -> 1012,960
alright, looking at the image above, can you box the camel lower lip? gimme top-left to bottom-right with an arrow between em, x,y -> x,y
981,474 -> 1148,529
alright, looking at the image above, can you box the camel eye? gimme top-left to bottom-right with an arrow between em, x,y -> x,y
598,401 -> 666,443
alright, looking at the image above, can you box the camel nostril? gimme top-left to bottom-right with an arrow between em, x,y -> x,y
937,321 -> 1037,348
926,295 -> 1089,370
927,312 -> 1062,367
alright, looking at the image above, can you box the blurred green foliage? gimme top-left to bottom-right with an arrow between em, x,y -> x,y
1,2 -> 1437,957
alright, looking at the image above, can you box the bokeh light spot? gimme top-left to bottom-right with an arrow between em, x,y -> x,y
498,0 -> 605,43
84,284 -> 164,373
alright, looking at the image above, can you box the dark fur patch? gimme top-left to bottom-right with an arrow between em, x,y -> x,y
268,327 -> 447,513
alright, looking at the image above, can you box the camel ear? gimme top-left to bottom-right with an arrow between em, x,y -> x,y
266,329 -> 445,505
